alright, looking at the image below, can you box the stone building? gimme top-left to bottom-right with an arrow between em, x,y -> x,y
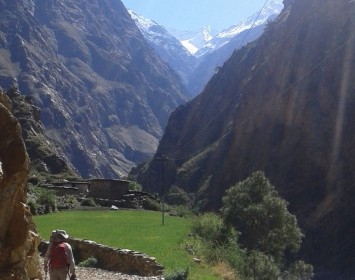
88,179 -> 130,200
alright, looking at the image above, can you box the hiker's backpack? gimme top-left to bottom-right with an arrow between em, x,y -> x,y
50,242 -> 69,269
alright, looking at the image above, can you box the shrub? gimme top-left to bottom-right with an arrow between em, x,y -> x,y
283,260 -> 314,280
33,187 -> 57,213
27,201 -> 38,215
190,212 -> 235,245
164,268 -> 189,280
143,197 -> 161,211
78,257 -> 98,268
169,205 -> 193,217
242,250 -> 280,280
166,186 -> 191,206
80,198 -> 96,207
128,181 -> 142,191
188,213 -> 244,271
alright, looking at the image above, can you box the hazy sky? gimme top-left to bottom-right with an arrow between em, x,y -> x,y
121,0 -> 283,31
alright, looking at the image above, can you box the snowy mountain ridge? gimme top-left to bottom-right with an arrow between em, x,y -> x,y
196,1 -> 283,57
129,1 -> 282,57
128,1 -> 283,95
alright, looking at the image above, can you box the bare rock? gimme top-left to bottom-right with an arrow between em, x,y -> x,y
0,102 -> 41,279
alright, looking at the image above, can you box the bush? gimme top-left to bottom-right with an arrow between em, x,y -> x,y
283,260 -> 314,280
31,187 -> 57,213
242,250 -> 280,280
166,186 -> 191,206
128,181 -> 142,191
143,197 -> 161,211
188,213 -> 244,270
164,268 -> 189,280
169,205 -> 193,217
78,257 -> 98,268
27,201 -> 38,215
80,198 -> 96,207
190,213 -> 235,244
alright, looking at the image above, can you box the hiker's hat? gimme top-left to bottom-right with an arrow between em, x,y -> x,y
52,229 -> 69,239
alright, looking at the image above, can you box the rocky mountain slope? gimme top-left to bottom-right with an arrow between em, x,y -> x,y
128,10 -> 196,88
0,0 -> 189,178
135,0 -> 355,278
2,87 -> 76,177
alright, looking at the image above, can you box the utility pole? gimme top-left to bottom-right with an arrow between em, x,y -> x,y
157,155 -> 168,226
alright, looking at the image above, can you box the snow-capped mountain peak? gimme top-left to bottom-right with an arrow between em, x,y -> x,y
217,1 -> 283,39
195,1 -> 283,56
169,25 -> 218,55
128,9 -> 196,85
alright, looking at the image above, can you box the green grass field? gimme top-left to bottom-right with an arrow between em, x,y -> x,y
34,210 -> 220,279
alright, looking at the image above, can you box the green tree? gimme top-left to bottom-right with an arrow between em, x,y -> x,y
188,213 -> 244,270
283,260 -> 314,280
128,181 -> 142,191
167,186 -> 191,206
221,171 -> 302,263
242,250 -> 280,280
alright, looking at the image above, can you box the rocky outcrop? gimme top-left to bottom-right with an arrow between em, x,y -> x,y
0,94 -> 41,279
0,0 -> 189,178
40,238 -> 163,277
136,0 -> 355,278
3,88 -> 77,176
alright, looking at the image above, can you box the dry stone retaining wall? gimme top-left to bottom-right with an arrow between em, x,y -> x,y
40,238 -> 164,277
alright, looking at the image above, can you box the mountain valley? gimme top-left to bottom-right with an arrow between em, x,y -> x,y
1,0 -> 355,278
135,0 -> 355,278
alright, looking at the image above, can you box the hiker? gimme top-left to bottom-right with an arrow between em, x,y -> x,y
44,229 -> 76,280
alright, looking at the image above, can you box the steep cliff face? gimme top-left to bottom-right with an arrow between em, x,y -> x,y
3,87 -> 77,176
0,93 -> 41,279
0,0 -> 189,178
137,0 -> 355,278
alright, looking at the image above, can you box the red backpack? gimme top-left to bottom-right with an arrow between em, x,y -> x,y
50,242 -> 69,269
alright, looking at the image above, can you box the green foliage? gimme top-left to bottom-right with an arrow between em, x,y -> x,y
242,250 -> 280,280
128,181 -> 142,191
28,186 -> 57,214
164,267 -> 189,280
27,201 -> 39,215
78,257 -> 98,268
80,198 -> 96,207
190,213 -> 235,245
143,197 -> 161,211
187,213 -> 244,272
167,186 -> 191,206
221,171 -> 313,279
57,195 -> 80,210
283,260 -> 314,280
221,171 -> 302,263
170,205 -> 193,218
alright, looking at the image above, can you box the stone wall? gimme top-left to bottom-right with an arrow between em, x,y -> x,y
0,93 -> 41,279
40,238 -> 164,277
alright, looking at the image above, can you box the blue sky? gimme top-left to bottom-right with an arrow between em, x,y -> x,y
121,0 -> 282,31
